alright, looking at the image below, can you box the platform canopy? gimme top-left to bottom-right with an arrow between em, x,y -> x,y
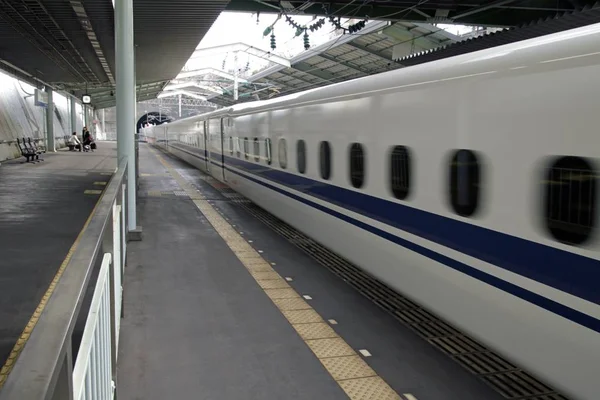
0,0 -> 229,108
0,0 -> 597,110
226,0 -> 595,27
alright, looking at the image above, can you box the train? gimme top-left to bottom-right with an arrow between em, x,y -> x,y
142,22 -> 600,400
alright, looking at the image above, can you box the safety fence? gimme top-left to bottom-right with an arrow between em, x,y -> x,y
0,158 -> 128,400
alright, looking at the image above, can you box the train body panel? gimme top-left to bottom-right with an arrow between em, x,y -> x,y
142,23 -> 600,400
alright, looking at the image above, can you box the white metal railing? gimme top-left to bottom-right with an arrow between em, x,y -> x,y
72,254 -> 115,400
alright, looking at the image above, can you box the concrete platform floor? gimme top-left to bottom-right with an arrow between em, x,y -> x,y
0,143 -> 116,379
117,144 -> 503,400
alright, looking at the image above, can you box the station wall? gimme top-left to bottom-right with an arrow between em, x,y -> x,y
0,71 -> 87,161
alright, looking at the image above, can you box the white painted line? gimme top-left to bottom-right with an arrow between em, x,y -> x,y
303,295 -> 312,300
248,240 -> 253,243
240,232 -> 244,235
271,262 -> 276,265
328,319 -> 338,325
285,277 -> 293,281
258,250 -> 263,253
358,349 -> 372,357
404,394 -> 418,400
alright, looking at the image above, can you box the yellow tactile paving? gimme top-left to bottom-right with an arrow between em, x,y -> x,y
294,322 -> 339,340
321,355 -> 377,381
306,338 -> 356,359
249,270 -> 281,280
256,278 -> 291,290
148,146 -> 404,400
338,377 -> 403,400
263,288 -> 300,299
281,309 -> 324,324
273,297 -> 313,311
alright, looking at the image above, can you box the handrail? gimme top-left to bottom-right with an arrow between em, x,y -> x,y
0,157 -> 128,400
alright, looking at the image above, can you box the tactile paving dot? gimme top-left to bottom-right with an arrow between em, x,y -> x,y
293,322 -> 338,340
264,288 -> 300,299
281,309 -> 323,324
273,297 -> 312,311
337,376 -> 401,400
257,279 -> 290,289
306,338 -> 356,358
320,355 -> 377,381
250,271 -> 282,280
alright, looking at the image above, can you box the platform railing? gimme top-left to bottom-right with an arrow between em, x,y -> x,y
72,254 -> 115,400
0,157 -> 128,400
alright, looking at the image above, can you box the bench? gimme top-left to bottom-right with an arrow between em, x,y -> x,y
27,137 -> 46,154
16,138 -> 42,163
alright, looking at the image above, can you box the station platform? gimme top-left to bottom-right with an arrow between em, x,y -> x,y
0,143 -> 116,379
117,144 -> 504,400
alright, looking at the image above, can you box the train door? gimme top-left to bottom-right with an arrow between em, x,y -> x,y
203,120 -> 210,172
220,118 -> 226,181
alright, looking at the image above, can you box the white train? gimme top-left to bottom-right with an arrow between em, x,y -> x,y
143,22 -> 600,400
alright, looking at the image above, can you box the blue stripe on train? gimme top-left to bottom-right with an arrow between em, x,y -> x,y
172,144 -> 600,311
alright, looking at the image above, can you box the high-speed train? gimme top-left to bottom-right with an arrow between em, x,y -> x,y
143,23 -> 600,400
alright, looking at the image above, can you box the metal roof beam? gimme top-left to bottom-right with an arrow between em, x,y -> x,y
157,90 -> 207,101
189,43 -> 291,68
316,53 -> 370,76
176,68 -> 248,83
452,0 -> 519,19
291,62 -> 336,82
343,42 -> 394,64
69,0 -> 114,84
163,81 -> 224,95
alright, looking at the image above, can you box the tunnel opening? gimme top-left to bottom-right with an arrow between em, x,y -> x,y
137,111 -> 173,133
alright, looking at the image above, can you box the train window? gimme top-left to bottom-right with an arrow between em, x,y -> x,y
349,143 -> 365,188
390,146 -> 411,200
448,149 -> 480,217
297,140 -> 306,174
253,138 -> 260,162
278,138 -> 287,169
265,138 -> 272,165
229,136 -> 234,155
319,141 -> 332,180
544,156 -> 596,245
235,137 -> 241,158
243,137 -> 249,160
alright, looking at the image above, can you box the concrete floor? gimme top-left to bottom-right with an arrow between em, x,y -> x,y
0,143 -> 116,370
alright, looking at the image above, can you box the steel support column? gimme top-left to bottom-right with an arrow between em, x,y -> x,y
45,87 -> 55,152
101,108 -> 106,135
115,0 -> 139,235
70,97 -> 77,134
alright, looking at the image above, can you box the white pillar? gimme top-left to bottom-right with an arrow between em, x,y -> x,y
115,0 -> 138,233
233,52 -> 239,101
101,108 -> 106,135
70,97 -> 77,134
45,87 -> 55,152
178,94 -> 182,117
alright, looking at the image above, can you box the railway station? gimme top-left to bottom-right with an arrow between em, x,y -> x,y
0,1 -> 598,400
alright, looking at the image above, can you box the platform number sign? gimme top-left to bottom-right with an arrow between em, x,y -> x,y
34,89 -> 48,108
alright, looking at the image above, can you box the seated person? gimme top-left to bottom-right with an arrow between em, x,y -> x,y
68,132 -> 81,151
